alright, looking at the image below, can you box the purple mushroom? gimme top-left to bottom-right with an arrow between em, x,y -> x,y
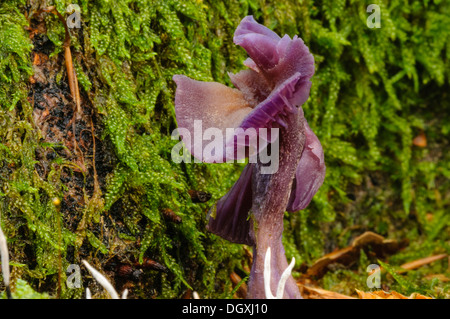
173,16 -> 325,299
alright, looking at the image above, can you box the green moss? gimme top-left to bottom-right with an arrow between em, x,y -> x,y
0,1 -> 33,112
1,279 -> 50,299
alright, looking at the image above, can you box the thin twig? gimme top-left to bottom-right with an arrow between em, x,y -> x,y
41,6 -> 83,158
42,6 -> 81,115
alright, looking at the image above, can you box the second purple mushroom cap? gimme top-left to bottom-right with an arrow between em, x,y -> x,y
173,16 -> 326,299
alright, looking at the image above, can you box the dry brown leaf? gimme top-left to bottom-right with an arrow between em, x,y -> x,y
410,293 -> 433,299
33,52 -> 48,66
306,231 -> 407,279
230,272 -> 247,299
413,131 -> 427,147
400,254 -> 447,271
305,246 -> 356,278
423,274 -> 450,282
356,289 -> 390,299
352,231 -> 385,247
299,284 -> 356,299
356,289 -> 432,299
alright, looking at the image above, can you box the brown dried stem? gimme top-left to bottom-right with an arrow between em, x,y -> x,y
42,6 -> 81,115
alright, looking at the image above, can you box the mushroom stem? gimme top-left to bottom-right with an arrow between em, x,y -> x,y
248,219 -> 301,299
247,109 -> 306,299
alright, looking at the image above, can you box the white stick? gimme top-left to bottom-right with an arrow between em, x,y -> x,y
264,247 -> 275,299
264,246 -> 296,299
82,260 -> 119,299
275,256 -> 296,299
86,288 -> 92,299
0,226 -> 10,287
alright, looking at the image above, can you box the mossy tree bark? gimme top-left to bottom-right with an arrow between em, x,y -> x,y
0,0 -> 448,299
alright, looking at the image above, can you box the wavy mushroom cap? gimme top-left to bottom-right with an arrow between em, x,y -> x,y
173,16 -> 315,163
